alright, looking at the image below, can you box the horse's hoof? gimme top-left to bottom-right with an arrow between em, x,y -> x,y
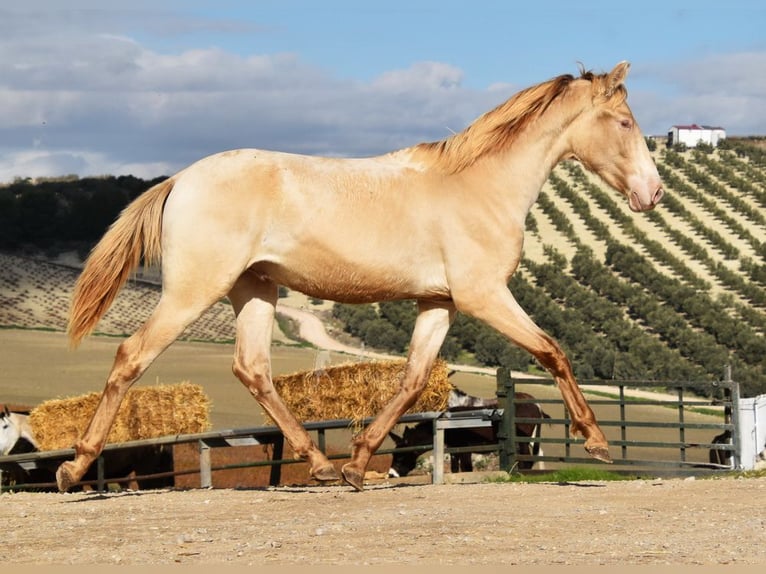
586,444 -> 612,463
341,464 -> 365,492
311,464 -> 340,483
56,463 -> 77,492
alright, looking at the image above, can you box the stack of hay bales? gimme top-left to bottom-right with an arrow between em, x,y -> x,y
267,358 -> 452,428
28,382 -> 211,451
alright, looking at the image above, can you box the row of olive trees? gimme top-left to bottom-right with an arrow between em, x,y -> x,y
545,166 -> 764,389
330,301 -> 532,371
663,150 -> 765,258
562,163 -> 766,330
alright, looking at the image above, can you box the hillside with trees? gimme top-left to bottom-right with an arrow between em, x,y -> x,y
1,138 -> 765,395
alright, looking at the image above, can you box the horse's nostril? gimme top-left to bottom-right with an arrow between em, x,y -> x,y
653,187 -> 664,205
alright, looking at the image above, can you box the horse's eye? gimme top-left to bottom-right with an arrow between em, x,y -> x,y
620,118 -> 633,130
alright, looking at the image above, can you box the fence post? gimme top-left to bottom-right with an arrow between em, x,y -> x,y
726,365 -> 742,470
96,455 -> 105,492
677,386 -> 686,463
432,418 -> 445,485
199,440 -> 212,488
619,384 -> 627,461
495,367 -> 515,471
269,435 -> 284,487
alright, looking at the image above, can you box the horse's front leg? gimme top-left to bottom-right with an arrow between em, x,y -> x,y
457,287 -> 611,463
229,278 -> 339,483
342,300 -> 455,491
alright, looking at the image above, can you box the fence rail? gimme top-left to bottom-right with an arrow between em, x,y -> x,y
0,369 -> 741,491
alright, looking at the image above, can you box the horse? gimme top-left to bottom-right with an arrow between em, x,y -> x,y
447,385 -> 500,410
0,408 -> 52,489
0,406 -> 173,491
757,443 -> 766,471
388,390 -> 550,477
0,406 -> 39,456
709,430 -> 732,467
57,61 -> 663,492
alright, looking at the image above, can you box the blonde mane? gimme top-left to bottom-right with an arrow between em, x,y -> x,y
414,67 -> 627,173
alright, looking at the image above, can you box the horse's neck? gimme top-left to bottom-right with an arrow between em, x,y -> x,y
12,413 -> 38,450
463,98 -> 585,214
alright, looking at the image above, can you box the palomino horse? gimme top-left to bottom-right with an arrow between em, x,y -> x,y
388,390 -> 550,477
58,61 -> 662,492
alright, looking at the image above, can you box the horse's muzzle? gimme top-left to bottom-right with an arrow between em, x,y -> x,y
629,186 -> 664,212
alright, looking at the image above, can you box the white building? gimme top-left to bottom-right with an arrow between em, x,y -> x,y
667,124 -> 726,148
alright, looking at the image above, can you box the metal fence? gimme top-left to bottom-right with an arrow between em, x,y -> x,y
496,367 -> 738,474
0,368 -> 741,491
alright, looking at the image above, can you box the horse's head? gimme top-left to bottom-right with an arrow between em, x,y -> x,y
388,424 -> 432,478
0,406 -> 22,456
566,61 -> 663,213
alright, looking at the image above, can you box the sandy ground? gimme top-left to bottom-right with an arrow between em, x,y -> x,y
2,477 -> 765,565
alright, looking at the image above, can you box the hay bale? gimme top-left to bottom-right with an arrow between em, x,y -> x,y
267,358 -> 452,427
28,382 -> 211,451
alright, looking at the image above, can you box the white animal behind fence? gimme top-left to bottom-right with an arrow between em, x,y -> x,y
0,407 -> 38,455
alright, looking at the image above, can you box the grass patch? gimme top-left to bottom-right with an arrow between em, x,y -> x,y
488,466 -> 647,483
487,466 -> 766,484
701,468 -> 766,480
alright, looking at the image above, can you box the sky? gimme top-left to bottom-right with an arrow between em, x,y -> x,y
1,0 -> 765,183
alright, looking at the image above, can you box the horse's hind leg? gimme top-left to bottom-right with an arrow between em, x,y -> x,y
228,275 -> 339,483
342,300 -> 455,491
56,295 -> 214,492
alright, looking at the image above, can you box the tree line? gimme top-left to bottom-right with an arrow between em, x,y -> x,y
0,175 -> 166,256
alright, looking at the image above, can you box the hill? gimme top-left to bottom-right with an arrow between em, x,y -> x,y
520,139 -> 765,394
0,253 -> 296,345
1,138 -> 764,395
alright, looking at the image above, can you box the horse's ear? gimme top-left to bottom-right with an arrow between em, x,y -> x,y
388,431 -> 403,446
2,405 -> 8,417
606,61 -> 630,95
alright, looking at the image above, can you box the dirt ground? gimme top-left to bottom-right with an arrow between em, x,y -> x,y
2,476 -> 765,565
2,309 -> 762,565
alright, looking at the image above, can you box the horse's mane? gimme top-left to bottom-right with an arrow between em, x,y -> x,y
414,67 -> 627,174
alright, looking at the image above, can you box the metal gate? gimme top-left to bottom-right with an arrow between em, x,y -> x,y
496,367 -> 739,474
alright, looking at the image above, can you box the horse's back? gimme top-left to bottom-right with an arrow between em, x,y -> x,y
160,148 -> 452,303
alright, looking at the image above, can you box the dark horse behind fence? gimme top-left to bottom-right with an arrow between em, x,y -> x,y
0,407 -> 174,491
388,391 -> 551,477
57,61 -> 662,492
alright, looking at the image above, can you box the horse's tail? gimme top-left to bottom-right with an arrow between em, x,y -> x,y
67,177 -> 175,347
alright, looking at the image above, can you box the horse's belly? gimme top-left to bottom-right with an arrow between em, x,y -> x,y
252,258 -> 449,304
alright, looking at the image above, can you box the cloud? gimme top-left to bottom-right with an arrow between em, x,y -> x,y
636,52 -> 766,135
0,19 -> 502,182
1,5 -> 765,183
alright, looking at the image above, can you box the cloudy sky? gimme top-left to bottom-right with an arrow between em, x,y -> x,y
1,0 -> 764,182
